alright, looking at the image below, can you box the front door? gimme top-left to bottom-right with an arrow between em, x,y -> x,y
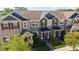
43,32 -> 48,39
56,31 -> 60,37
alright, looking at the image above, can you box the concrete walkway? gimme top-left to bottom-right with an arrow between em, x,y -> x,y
44,40 -> 54,50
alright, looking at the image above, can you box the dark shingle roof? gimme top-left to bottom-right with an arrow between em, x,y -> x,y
3,16 -> 17,21
11,12 -> 28,21
45,13 -> 55,19
39,27 -> 50,31
69,13 -> 79,19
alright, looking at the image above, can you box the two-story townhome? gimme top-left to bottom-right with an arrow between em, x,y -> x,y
0,10 -> 67,42
68,12 -> 79,31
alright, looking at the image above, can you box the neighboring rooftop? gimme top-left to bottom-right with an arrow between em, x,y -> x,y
69,12 -> 79,19
0,10 -> 77,21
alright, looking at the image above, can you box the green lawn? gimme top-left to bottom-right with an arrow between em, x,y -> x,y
55,45 -> 64,49
32,45 -> 50,51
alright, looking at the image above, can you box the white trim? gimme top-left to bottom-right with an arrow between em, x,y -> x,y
1,11 -> 14,21
1,14 -> 21,21
72,13 -> 79,20
74,15 -> 79,23
41,32 -> 43,39
10,15 -> 21,21
1,11 -> 27,21
30,20 -> 40,21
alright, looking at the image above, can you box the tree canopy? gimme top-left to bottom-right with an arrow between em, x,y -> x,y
64,32 -> 79,51
0,35 -> 31,51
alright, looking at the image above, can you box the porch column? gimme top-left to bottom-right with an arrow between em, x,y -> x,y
48,31 -> 49,38
41,32 -> 43,39
59,31 -> 61,37
54,31 -> 56,37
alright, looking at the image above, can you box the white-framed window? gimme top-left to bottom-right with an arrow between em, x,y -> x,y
31,21 -> 38,27
52,18 -> 58,26
13,23 -> 18,29
24,22 -> 27,27
60,22 -> 64,24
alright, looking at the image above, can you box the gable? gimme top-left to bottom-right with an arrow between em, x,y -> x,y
2,15 -> 18,21
45,13 -> 55,19
69,13 -> 79,19
11,12 -> 28,21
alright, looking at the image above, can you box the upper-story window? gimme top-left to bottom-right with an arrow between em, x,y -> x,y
32,23 -> 38,27
45,13 -> 55,19
41,18 -> 47,28
60,22 -> 64,24
52,18 -> 58,26
31,21 -> 38,27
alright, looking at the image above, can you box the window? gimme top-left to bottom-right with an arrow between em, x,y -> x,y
54,19 -> 58,25
24,22 -> 26,27
42,20 -> 46,27
13,23 -> 18,29
32,22 -> 38,27
3,23 -> 9,29
60,22 -> 64,24
41,18 -> 47,28
32,23 -> 38,26
52,18 -> 58,26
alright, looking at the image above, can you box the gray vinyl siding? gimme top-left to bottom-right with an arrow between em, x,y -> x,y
31,27 -> 39,31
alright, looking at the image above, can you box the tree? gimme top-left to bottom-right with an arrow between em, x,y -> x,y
64,32 -> 79,51
76,8 -> 79,12
3,8 -> 14,15
0,35 -> 30,51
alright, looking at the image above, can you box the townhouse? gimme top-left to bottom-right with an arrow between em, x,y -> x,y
0,10 -> 76,42
66,12 -> 79,31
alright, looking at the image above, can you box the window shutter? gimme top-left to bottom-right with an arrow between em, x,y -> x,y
8,23 -> 10,30
1,23 -> 4,30
17,22 -> 19,29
